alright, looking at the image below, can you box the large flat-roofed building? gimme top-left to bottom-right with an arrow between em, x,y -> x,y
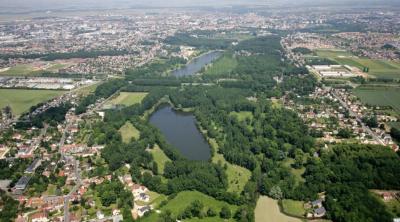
15,176 -> 31,191
25,158 -> 42,174
310,65 -> 360,78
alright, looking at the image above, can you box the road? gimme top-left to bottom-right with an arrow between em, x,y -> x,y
61,118 -> 82,222
329,89 -> 385,145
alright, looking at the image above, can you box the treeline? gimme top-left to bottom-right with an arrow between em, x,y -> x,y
292,47 -> 312,55
234,35 -> 282,55
165,33 -> 234,49
0,190 -> 19,222
125,57 -> 186,80
303,144 -> 400,222
16,102 -> 72,129
75,79 -> 126,114
0,50 -> 132,61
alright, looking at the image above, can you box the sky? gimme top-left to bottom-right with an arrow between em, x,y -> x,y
0,0 -> 398,13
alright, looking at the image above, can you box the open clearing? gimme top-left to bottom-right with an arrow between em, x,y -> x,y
0,89 -> 65,116
148,145 -> 171,174
282,158 -> 306,184
315,49 -> 400,79
281,199 -> 306,218
204,53 -> 237,75
209,138 -> 251,193
230,111 -> 253,122
106,92 -> 147,106
255,196 -> 301,222
140,191 -> 238,222
353,86 -> 400,115
119,121 -> 140,143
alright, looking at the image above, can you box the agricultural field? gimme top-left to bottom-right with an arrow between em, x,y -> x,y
0,62 -> 71,76
281,199 -> 306,218
353,86 -> 400,115
255,196 -> 301,222
140,191 -> 238,222
0,89 -> 65,116
148,145 -> 171,174
106,92 -> 148,107
204,53 -> 237,75
315,49 -> 400,79
119,121 -> 140,143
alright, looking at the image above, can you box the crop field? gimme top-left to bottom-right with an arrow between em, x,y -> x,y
353,86 -> 400,115
0,89 -> 65,116
255,196 -> 301,222
106,92 -> 148,106
140,191 -> 238,222
315,49 -> 400,79
119,121 -> 140,143
204,53 -> 237,75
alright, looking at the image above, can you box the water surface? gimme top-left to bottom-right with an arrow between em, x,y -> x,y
172,51 -> 222,77
149,105 -> 211,161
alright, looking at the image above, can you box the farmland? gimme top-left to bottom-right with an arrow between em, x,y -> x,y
106,92 -> 148,107
0,63 -> 71,76
255,196 -> 301,222
353,86 -> 400,115
315,49 -> 400,79
0,89 -> 65,116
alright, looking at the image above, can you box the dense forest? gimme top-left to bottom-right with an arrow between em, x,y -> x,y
68,35 -> 399,222
165,33 -> 234,49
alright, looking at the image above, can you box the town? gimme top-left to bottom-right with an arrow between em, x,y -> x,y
0,2 -> 400,222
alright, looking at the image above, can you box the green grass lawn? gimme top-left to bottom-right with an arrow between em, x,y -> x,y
353,86 -> 400,115
119,121 -> 140,143
75,82 -> 100,96
0,89 -> 65,116
315,49 -> 400,79
140,191 -> 238,222
210,139 -> 251,193
204,53 -> 237,75
148,145 -> 171,174
107,92 -> 148,106
135,190 -> 167,208
281,199 -> 306,217
255,196 -> 301,222
0,64 -> 41,76
389,122 -> 400,129
384,198 -> 400,218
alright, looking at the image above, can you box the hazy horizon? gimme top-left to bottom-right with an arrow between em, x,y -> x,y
1,0 -> 399,14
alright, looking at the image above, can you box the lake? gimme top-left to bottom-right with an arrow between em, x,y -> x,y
149,105 -> 211,161
172,51 -> 222,77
